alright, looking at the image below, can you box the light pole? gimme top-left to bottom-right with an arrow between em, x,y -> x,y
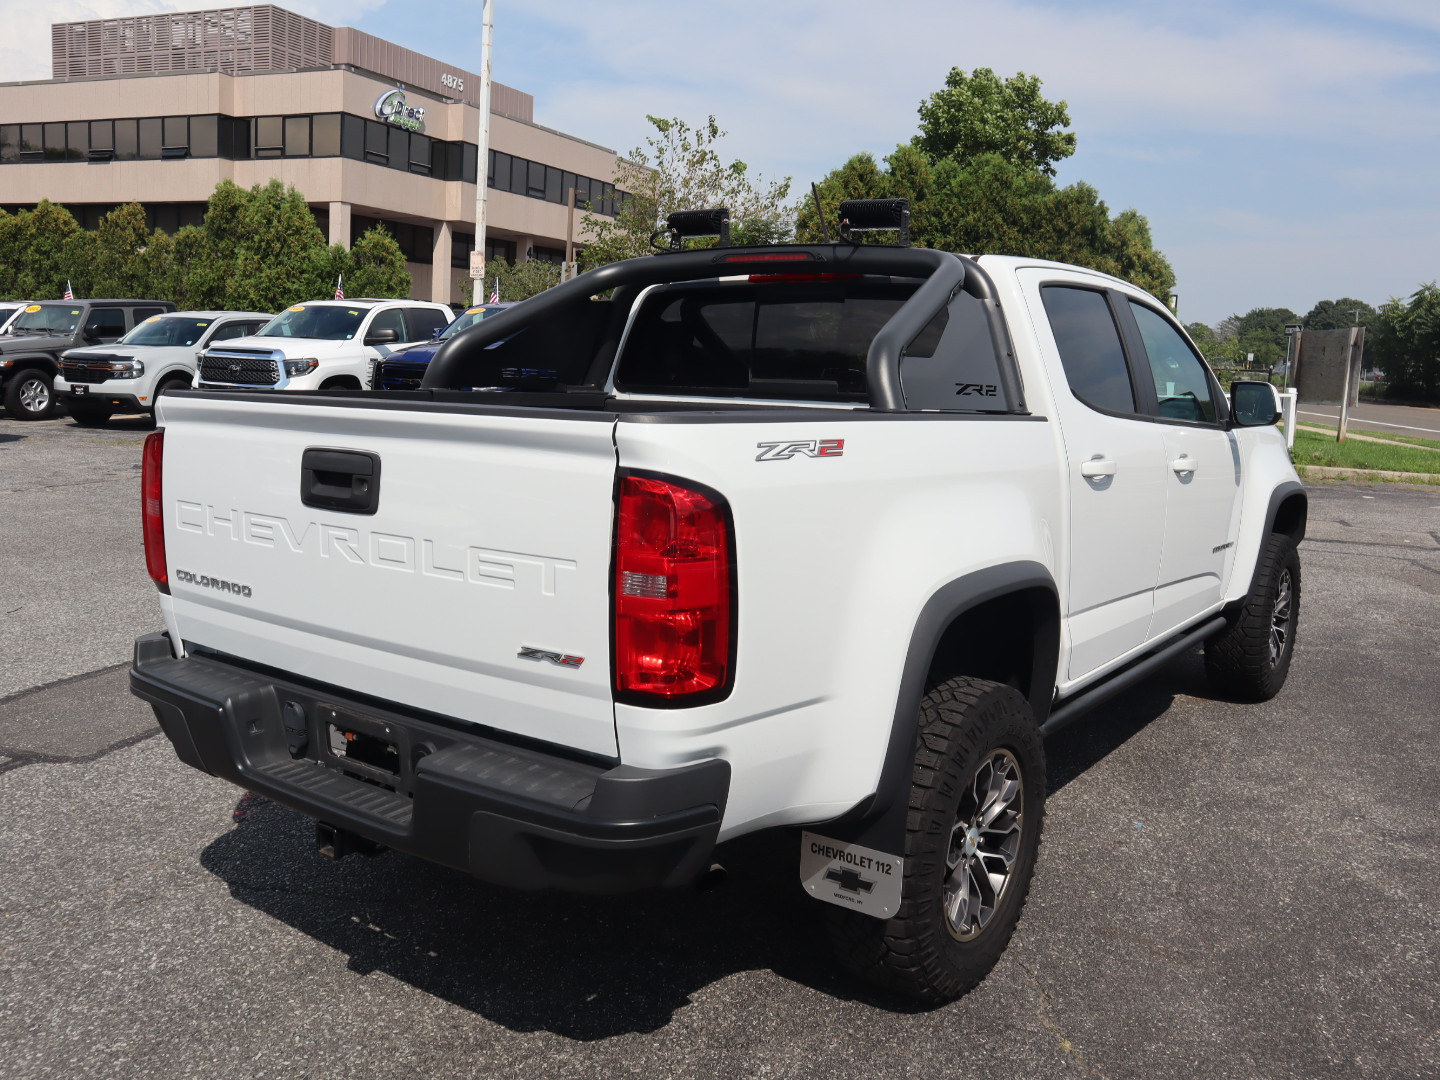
470,0 -> 494,305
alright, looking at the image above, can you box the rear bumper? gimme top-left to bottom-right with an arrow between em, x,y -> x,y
129,632 -> 728,893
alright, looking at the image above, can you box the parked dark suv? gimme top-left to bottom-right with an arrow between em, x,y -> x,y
0,299 -> 177,420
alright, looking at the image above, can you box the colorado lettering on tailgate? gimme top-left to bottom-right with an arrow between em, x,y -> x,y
173,501 -> 576,596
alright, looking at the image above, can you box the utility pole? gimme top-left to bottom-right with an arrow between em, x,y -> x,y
470,0 -> 494,305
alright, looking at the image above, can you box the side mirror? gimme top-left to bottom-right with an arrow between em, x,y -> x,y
1231,380 -> 1282,427
366,327 -> 400,346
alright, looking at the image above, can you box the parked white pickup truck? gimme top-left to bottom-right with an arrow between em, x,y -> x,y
130,203 -> 1305,1002
195,298 -> 452,391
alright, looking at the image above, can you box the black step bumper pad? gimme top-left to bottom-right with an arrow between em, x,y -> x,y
129,632 -> 728,894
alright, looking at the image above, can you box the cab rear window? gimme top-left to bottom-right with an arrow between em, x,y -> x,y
614,277 -> 1009,410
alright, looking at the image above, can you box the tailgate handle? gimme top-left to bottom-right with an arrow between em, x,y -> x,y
301,448 -> 381,514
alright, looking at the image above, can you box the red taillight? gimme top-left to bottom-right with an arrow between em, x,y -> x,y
747,272 -> 862,284
142,430 -> 168,593
614,474 -> 733,702
715,251 -> 817,263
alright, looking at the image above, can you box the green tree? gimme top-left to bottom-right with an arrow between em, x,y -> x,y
1372,284 -> 1440,400
0,201 -> 86,300
463,257 -> 563,302
1186,321 -> 1223,358
796,148 -> 1176,298
228,179 -> 332,310
1226,306 -> 1299,369
342,225 -> 412,299
89,203 -> 158,299
914,67 -> 1076,176
580,115 -> 792,268
1303,298 -> 1376,331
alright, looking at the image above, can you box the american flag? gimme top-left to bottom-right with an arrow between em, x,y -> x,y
63,281 -> 73,300
489,277 -> 499,304
334,275 -> 344,301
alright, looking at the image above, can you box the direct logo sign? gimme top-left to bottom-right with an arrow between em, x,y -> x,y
799,832 -> 902,918
755,438 -> 844,462
374,88 -> 426,133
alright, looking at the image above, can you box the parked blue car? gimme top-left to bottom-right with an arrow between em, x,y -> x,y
371,302 -> 517,390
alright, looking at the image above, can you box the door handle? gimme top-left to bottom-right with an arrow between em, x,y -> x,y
1080,458 -> 1117,478
301,447 -> 381,514
1170,456 -> 1197,475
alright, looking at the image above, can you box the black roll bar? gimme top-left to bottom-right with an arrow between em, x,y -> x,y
423,245 -> 1020,412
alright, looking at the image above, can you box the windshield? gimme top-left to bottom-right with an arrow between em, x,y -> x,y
120,316 -> 215,347
256,305 -> 366,341
8,304 -> 84,335
440,305 -> 511,339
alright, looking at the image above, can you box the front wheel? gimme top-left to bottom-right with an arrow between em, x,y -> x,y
827,677 -> 1045,1003
1204,531 -> 1301,701
4,370 -> 55,420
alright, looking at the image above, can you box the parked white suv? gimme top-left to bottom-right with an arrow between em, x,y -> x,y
54,310 -> 272,425
195,299 -> 453,391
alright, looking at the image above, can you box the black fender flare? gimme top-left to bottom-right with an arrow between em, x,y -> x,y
818,561 -> 1059,856
1231,481 -> 1307,609
0,353 -> 59,378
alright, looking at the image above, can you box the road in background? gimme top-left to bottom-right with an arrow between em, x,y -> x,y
2,413 -> 1437,1079
1297,400 -> 1440,439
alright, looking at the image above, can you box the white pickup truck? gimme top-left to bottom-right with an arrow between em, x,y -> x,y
130,203 -> 1305,1002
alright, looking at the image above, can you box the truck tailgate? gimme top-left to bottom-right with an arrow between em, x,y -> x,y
155,394 -> 620,757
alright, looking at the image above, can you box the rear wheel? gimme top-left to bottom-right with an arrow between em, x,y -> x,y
67,402 -> 113,426
4,370 -> 55,420
1204,531 -> 1301,701
828,677 -> 1045,1003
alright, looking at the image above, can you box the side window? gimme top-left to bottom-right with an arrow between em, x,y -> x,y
1128,301 -> 1218,423
1040,286 -> 1135,415
211,321 -> 258,342
367,308 -> 406,341
900,291 -> 1009,410
404,307 -> 449,342
87,308 -> 127,341
132,306 -> 165,324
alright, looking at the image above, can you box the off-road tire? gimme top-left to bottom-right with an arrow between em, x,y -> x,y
4,370 -> 55,420
67,402 -> 113,426
827,677 -> 1045,1003
1204,531 -> 1301,702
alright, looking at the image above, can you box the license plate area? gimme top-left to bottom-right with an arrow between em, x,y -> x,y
316,703 -> 414,795
71,385 -> 89,396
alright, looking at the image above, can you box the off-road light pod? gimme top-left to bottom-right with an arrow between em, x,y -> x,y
613,474 -> 734,703
656,207 -> 731,251
142,429 -> 169,592
837,198 -> 911,246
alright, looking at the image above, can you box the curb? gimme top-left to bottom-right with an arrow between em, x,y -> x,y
1296,465 -> 1440,485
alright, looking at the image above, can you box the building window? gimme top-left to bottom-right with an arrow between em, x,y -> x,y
312,113 -> 341,157
190,115 -> 218,158
44,123 -> 66,161
284,115 -> 309,157
138,118 -> 162,159
114,120 -> 138,160
255,116 -> 283,157
0,110 -> 620,217
162,116 -> 188,153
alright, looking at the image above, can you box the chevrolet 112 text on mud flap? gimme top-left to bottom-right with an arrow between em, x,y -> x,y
130,202 -> 1305,1002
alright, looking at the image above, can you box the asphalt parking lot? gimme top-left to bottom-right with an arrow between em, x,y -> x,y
1,411 -> 1437,1080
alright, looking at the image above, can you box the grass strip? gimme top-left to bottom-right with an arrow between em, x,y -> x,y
1290,428 -> 1440,473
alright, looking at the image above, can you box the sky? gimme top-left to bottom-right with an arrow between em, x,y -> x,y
3,0 -> 1438,326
